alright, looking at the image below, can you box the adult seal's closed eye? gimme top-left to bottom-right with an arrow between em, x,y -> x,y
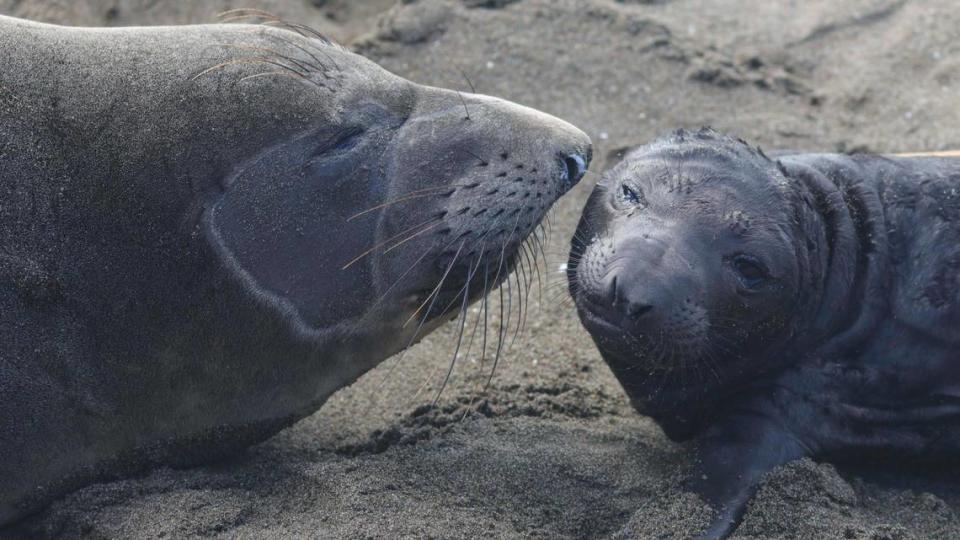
0,14 -> 591,525
568,128 -> 959,539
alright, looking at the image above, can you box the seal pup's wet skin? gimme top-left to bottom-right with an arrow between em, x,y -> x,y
0,14 -> 590,524
568,128 -> 959,539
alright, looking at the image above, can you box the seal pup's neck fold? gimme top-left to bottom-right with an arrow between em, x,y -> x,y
782,156 -> 890,361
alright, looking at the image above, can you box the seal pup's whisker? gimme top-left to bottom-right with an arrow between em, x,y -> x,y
701,350 -> 723,384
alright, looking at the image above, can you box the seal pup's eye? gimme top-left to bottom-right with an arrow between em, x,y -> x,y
620,184 -> 642,205
730,255 -> 768,289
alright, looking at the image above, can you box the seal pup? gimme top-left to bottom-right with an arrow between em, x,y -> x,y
568,128 -> 959,538
0,14 -> 591,524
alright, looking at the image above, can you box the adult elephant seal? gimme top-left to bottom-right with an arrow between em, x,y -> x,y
0,14 -> 591,525
568,128 -> 958,539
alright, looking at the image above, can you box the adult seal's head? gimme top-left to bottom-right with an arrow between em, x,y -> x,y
568,129 -> 813,439
198,19 -> 591,337
0,14 -> 590,525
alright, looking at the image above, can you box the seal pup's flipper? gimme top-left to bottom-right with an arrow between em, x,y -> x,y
690,409 -> 808,539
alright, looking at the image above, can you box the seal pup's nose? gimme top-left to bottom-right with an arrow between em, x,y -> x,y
607,274 -> 657,323
626,302 -> 654,321
561,151 -> 590,188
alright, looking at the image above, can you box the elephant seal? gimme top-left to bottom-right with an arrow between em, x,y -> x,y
568,128 -> 959,538
0,14 -> 591,524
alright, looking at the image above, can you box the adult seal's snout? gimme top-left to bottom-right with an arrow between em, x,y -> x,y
0,14 -> 590,526
561,151 -> 589,190
569,128 -> 960,539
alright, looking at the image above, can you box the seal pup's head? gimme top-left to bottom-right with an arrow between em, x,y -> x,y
568,129 -> 816,439
202,25 -> 591,348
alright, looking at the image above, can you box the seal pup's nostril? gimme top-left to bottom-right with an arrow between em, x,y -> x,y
562,153 -> 588,187
607,275 -> 619,305
627,303 -> 654,321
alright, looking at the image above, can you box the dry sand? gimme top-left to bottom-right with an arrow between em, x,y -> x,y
2,0 -> 960,538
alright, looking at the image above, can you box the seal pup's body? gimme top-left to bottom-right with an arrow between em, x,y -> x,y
568,129 -> 958,539
0,15 -> 590,524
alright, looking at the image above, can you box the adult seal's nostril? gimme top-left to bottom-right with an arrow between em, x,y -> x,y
560,152 -> 589,189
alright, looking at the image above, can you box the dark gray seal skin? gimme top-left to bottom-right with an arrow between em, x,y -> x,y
0,14 -> 591,525
568,128 -> 959,539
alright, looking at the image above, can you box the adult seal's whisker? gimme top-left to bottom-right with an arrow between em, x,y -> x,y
432,255 -> 482,406
347,187 -> 451,222
381,218 -> 448,255
215,42 -> 323,73
403,241 -> 466,329
342,216 -> 444,270
191,56 -> 307,81
238,71 -> 323,88
217,8 -> 282,21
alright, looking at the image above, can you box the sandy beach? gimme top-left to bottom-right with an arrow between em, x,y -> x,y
2,0 -> 960,538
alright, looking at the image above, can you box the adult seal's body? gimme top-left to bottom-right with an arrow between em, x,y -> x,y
568,129 -> 958,538
0,14 -> 590,524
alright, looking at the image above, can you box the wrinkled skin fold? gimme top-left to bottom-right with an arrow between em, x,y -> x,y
0,14 -> 590,525
569,129 -> 959,539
